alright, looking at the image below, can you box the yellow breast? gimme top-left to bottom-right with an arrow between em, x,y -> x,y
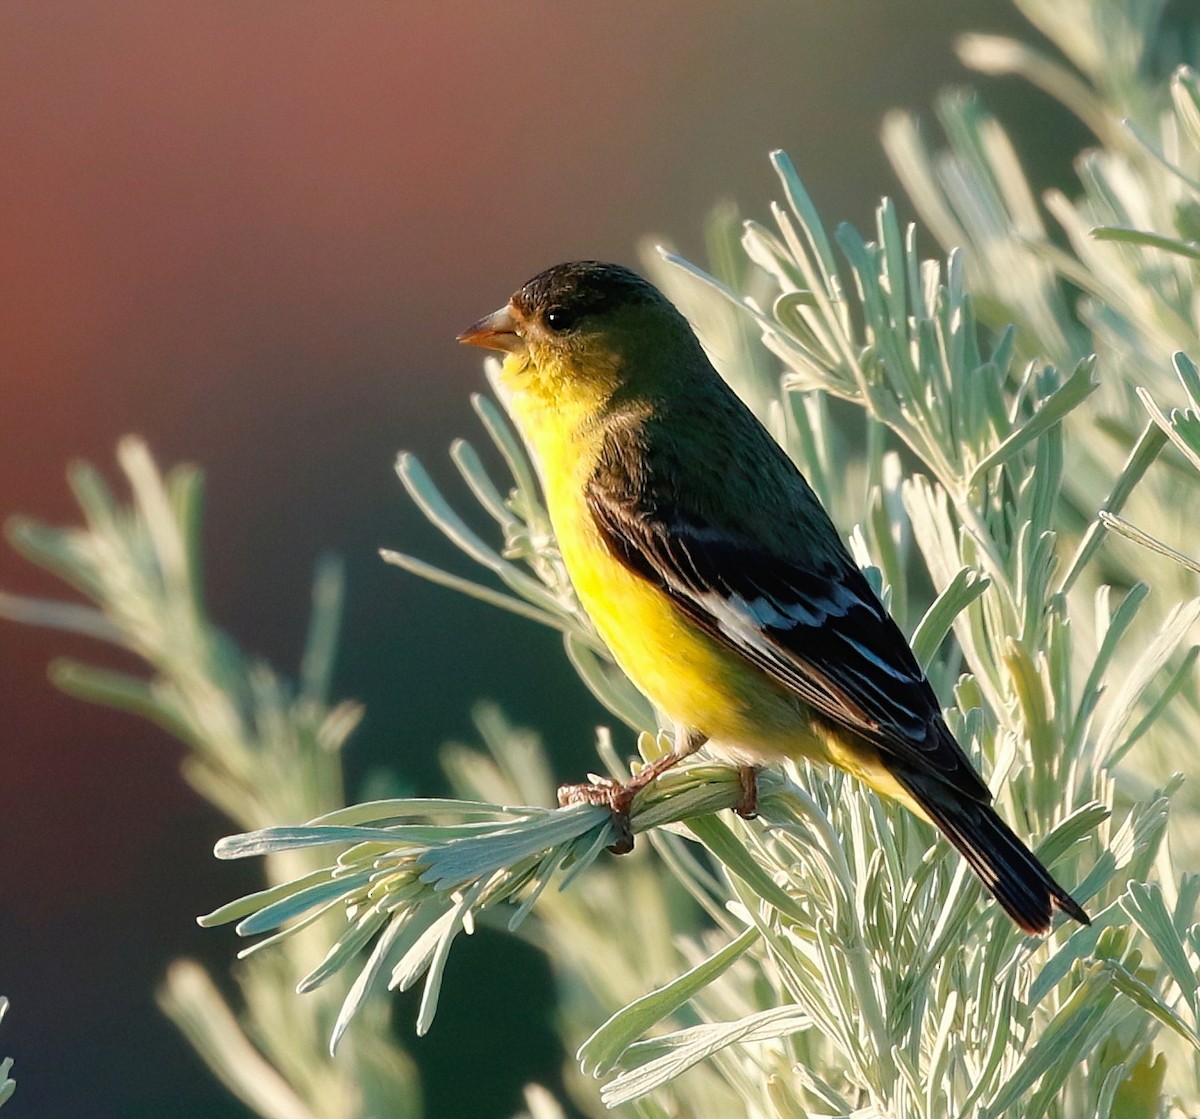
502,365 -> 821,760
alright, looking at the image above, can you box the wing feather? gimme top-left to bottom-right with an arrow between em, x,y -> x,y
587,478 -> 990,802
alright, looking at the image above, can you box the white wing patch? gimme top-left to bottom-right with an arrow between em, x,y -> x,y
701,592 -> 780,646
701,591 -> 834,640
697,587 -> 925,725
702,586 -> 861,642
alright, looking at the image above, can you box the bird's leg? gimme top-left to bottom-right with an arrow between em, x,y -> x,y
735,765 -> 760,819
557,727 -> 706,854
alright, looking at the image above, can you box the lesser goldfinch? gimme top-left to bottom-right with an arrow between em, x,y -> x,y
458,260 -> 1088,934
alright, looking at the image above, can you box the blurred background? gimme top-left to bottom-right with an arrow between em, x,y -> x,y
0,3 -> 1088,1116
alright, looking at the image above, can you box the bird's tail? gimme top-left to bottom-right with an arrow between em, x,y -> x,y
893,771 -> 1090,934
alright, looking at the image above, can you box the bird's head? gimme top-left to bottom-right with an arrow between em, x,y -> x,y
458,261 -> 703,402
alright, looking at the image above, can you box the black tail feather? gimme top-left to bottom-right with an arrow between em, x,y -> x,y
894,772 -> 1090,934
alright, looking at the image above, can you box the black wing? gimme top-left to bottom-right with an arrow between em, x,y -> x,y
587,479 -> 990,803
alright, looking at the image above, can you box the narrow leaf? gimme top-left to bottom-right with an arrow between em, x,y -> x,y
579,926 -> 760,1076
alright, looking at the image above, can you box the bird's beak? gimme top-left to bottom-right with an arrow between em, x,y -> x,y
457,303 -> 524,352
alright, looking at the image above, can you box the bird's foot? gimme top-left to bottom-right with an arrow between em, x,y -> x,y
557,775 -> 637,853
556,746 -> 693,855
735,765 -> 760,819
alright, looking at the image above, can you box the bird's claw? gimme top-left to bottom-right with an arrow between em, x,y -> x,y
735,765 -> 760,820
557,775 -> 637,854
557,743 -> 699,855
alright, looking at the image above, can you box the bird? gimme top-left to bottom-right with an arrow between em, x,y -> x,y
457,260 -> 1089,934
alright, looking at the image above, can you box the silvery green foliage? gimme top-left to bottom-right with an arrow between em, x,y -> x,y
0,440 -> 421,1119
362,13 -> 1200,1109
3,2 -> 1200,1116
883,0 -> 1200,600
0,999 -> 14,1109
371,152 -> 1199,1110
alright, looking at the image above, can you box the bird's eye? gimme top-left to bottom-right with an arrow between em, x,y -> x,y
544,306 -> 579,333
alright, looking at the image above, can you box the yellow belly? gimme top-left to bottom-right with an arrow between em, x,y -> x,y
507,378 -> 821,761
548,471 -> 926,815
556,496 -> 823,761
501,363 -> 923,815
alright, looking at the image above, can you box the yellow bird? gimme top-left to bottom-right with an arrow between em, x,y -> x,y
459,260 -> 1088,934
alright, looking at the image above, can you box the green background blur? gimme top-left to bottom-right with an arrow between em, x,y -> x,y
0,3 -> 1087,1116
